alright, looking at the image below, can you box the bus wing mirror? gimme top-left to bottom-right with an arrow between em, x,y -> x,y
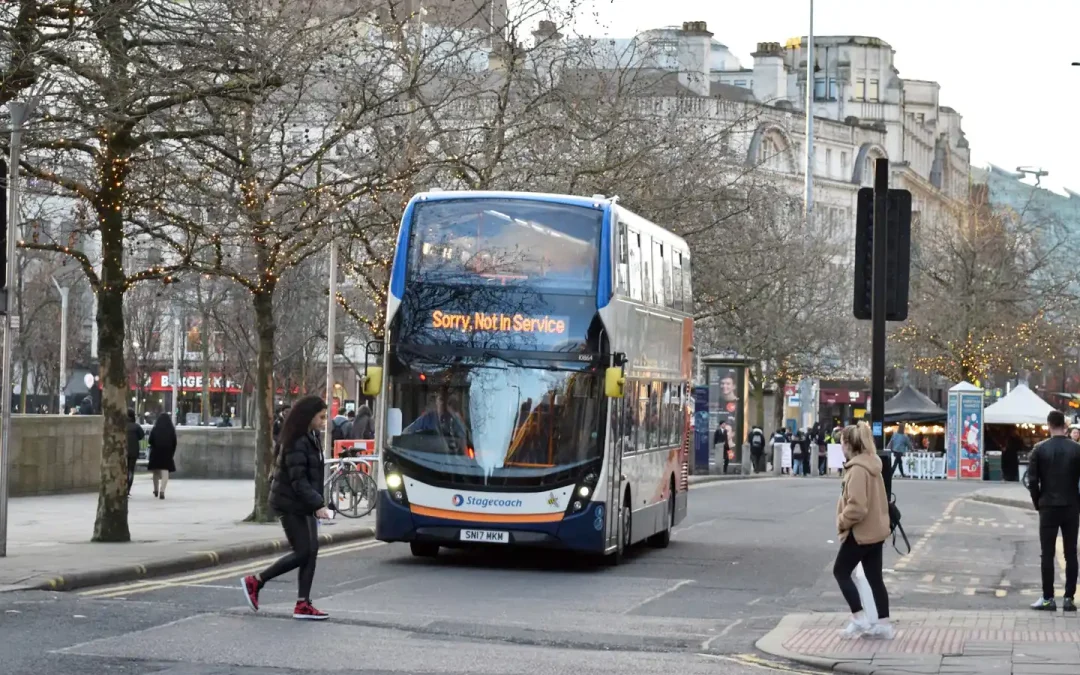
605,367 -> 625,399
362,366 -> 383,397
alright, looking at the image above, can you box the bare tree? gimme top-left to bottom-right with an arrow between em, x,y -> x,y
892,188 -> 1078,385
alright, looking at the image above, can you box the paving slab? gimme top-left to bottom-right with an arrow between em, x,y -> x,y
757,611 -> 1080,674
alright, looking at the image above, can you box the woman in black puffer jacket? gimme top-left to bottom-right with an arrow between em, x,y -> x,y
240,395 -> 332,621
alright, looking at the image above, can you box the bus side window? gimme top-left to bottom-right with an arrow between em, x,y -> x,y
636,382 -> 649,452
659,383 -> 671,447
672,253 -> 684,312
616,221 -> 629,295
652,240 -> 665,307
682,252 -> 693,310
641,235 -> 653,304
668,384 -> 681,446
627,230 -> 643,301
663,247 -> 674,310
622,381 -> 637,455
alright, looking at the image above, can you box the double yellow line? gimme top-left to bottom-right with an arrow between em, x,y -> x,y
80,539 -> 385,599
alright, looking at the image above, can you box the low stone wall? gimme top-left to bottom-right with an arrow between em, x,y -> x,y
173,427 -> 257,480
7,415 -> 103,497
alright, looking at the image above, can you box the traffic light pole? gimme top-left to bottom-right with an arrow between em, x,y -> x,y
871,158 -> 890,493
1,101 -> 28,557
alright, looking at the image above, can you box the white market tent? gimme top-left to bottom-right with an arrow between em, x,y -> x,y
983,384 -> 1056,425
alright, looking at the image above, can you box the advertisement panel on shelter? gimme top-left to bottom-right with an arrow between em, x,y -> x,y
946,392 -> 959,478
708,365 -> 746,467
958,394 -> 983,479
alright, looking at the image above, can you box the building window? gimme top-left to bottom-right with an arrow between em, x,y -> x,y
734,79 -> 747,88
868,79 -> 879,101
841,151 -> 849,178
814,77 -> 826,100
825,149 -> 833,176
854,78 -> 865,100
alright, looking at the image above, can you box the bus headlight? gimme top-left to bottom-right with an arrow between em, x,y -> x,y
578,485 -> 591,498
386,473 -> 403,489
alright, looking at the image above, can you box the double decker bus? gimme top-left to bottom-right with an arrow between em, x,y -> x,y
364,190 -> 693,563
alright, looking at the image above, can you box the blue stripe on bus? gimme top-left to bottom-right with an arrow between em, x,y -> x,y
596,205 -> 613,309
389,199 -> 417,299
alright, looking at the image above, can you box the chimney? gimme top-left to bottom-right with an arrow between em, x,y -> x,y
676,20 -> 712,97
752,41 -> 787,103
533,19 -> 561,45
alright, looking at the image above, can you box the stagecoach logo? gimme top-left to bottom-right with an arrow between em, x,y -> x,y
546,492 -> 561,508
451,494 -> 465,507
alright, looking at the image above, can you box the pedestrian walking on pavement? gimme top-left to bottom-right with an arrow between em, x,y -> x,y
147,413 -> 177,499
888,423 -> 911,478
1026,410 -> 1080,612
833,421 -> 894,639
241,395 -> 333,621
747,425 -> 767,473
126,409 -> 145,496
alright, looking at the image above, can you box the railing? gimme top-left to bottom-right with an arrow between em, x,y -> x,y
900,452 -> 946,480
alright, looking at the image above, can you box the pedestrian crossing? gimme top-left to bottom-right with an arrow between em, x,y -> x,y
876,498 -> 1052,602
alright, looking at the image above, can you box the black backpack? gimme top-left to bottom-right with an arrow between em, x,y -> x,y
888,493 -> 911,555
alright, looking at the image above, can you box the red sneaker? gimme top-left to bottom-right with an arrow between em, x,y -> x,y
239,576 -> 260,612
293,600 -> 329,621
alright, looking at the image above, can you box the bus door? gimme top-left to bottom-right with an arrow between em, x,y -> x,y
604,390 -> 626,550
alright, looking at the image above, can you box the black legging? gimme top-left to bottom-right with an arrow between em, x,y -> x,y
833,535 -> 890,619
258,514 -> 319,600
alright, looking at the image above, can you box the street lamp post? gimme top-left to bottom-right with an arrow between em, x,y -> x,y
0,100 -> 30,558
51,278 -> 69,415
798,0 -> 816,433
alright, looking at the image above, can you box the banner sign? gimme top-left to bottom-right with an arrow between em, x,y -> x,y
946,392 -> 959,478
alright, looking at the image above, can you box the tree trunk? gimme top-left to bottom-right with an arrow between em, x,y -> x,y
750,362 -> 766,431
773,376 -> 788,433
92,176 -> 131,542
19,359 -> 28,414
247,286 -> 277,522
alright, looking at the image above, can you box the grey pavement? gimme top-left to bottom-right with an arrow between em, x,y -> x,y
0,475 -> 374,591
0,475 -> 1024,674
972,482 -> 1035,511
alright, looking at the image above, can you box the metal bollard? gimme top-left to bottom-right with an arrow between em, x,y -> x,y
772,444 -> 783,476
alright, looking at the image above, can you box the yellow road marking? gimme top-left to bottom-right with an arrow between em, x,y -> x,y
81,540 -> 384,599
996,589 -> 1008,598
699,653 -> 824,674
921,574 -> 935,583
963,587 -> 976,596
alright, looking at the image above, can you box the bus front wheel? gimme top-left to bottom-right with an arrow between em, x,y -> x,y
608,497 -> 631,566
410,542 -> 439,558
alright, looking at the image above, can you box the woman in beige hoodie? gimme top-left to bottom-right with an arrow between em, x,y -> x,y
833,422 -> 894,639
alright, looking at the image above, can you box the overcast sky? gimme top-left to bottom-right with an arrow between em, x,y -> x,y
566,0 -> 1080,194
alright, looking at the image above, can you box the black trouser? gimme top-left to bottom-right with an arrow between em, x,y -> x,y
259,514 -> 320,600
892,453 -> 906,477
1039,506 -> 1079,600
751,450 -> 763,473
721,447 -> 729,474
833,535 -> 890,619
126,463 -> 136,495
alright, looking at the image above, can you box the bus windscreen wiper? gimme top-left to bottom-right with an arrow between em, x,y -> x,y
483,351 -> 526,368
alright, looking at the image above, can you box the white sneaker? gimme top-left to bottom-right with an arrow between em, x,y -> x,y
839,616 -> 872,639
866,621 -> 896,640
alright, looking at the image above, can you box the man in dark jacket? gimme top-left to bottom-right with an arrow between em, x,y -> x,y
1027,410 -> 1080,611
126,409 -> 145,496
747,426 -> 767,473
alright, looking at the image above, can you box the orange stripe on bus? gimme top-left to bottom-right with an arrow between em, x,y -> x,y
410,504 -> 564,523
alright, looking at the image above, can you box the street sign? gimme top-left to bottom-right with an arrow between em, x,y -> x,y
872,421 -> 882,437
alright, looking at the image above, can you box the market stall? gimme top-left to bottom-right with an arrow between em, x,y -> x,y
883,386 -> 947,477
982,384 -> 1054,481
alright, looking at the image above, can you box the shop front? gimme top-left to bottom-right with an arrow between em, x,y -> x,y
818,383 -> 869,429
134,371 -> 243,424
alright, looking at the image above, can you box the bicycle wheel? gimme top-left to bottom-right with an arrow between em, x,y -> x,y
329,468 -> 377,518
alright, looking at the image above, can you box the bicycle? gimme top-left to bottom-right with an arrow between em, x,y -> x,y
324,455 -> 378,518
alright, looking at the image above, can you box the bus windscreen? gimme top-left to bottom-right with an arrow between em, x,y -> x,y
408,199 -> 603,294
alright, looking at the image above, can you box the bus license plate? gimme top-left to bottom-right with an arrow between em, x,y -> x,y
460,529 -> 509,543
